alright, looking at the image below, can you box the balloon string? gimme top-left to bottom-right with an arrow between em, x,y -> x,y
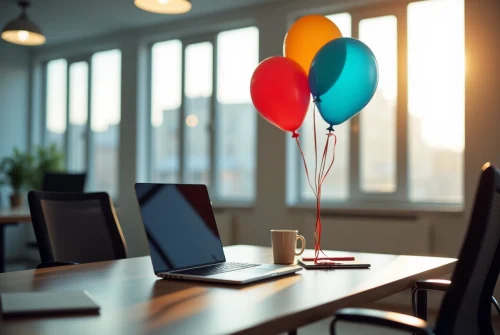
313,104 -> 318,194
295,136 -> 316,197
318,133 -> 330,187
314,132 -> 330,262
295,102 -> 338,265
312,103 -> 320,260
314,131 -> 338,264
321,133 -> 337,185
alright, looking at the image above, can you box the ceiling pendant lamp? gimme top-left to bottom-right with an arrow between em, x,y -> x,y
134,0 -> 192,14
1,1 -> 45,46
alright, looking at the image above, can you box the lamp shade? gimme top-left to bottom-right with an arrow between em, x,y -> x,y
1,3 -> 45,46
134,0 -> 192,14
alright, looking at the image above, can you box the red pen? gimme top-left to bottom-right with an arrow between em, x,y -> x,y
302,257 -> 355,261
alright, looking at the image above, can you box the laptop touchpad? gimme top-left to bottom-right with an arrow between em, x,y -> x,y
209,268 -> 270,281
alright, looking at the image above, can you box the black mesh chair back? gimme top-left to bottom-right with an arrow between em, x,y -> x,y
434,164 -> 500,334
42,173 -> 86,192
28,191 -> 127,264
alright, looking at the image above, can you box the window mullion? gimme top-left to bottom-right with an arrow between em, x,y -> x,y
349,13 -> 362,202
86,57 -> 94,190
64,63 -> 71,169
41,63 -> 48,147
396,8 -> 409,202
210,35 -> 218,197
146,46 -> 154,182
179,43 -> 186,183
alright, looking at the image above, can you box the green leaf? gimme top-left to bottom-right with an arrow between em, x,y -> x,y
0,147 -> 35,192
27,144 -> 65,190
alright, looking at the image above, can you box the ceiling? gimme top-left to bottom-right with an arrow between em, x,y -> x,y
0,0 -> 278,46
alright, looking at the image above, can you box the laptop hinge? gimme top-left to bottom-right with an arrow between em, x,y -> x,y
161,261 -> 226,274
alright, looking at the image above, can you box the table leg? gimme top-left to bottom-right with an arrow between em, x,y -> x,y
0,222 -> 17,273
416,289 -> 428,321
412,289 -> 428,335
288,330 -> 298,335
0,224 -> 5,273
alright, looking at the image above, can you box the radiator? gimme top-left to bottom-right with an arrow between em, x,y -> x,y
300,214 -> 432,256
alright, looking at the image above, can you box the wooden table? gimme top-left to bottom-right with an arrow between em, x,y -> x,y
0,208 -> 31,273
0,245 -> 456,335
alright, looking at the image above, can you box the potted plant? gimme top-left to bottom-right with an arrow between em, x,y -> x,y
29,144 -> 65,190
0,148 -> 34,208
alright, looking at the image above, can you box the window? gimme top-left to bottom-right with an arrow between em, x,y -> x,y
216,27 -> 258,199
90,49 -> 122,196
290,0 -> 465,208
45,59 -> 67,152
298,13 -> 352,201
408,0 -> 464,203
184,42 -> 213,186
151,40 -> 182,183
43,49 -> 122,196
68,61 -> 88,172
149,26 -> 259,202
359,16 -> 398,193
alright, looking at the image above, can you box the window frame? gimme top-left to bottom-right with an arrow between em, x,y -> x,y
66,55 -> 93,181
41,49 -> 122,196
289,1 -> 464,212
43,54 -> 93,169
146,26 -> 258,205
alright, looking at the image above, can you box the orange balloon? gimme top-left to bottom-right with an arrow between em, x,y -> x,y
283,15 -> 342,75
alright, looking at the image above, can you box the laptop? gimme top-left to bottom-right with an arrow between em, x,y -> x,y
135,183 -> 302,284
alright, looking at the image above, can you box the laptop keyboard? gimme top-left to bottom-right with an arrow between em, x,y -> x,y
172,262 -> 260,277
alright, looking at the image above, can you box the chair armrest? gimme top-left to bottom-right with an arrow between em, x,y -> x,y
413,279 -> 500,317
330,308 -> 432,335
36,261 -> 80,269
412,279 -> 451,319
414,279 -> 451,291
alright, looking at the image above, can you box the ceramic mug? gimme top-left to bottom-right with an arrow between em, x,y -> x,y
271,230 -> 306,264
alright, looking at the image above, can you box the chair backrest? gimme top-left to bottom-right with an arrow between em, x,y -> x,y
42,173 -> 86,192
28,191 -> 127,264
435,164 -> 500,335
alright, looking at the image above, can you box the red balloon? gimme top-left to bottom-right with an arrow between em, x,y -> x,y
250,56 -> 310,136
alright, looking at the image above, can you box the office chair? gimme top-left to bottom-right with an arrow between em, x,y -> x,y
26,173 -> 87,249
330,163 -> 500,335
41,172 -> 86,192
28,191 -> 127,269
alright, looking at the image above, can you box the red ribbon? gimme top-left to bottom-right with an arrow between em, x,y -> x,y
294,105 -> 338,265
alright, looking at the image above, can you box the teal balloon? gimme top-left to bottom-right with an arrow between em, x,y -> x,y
311,38 -> 379,127
308,38 -> 347,97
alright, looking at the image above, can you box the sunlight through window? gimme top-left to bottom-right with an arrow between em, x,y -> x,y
184,42 -> 213,185
68,62 -> 88,172
45,59 -> 67,151
408,0 -> 465,203
359,16 -> 397,193
151,40 -> 182,183
216,26 -> 258,200
90,49 -> 122,196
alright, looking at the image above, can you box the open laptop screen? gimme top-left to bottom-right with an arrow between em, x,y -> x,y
135,184 -> 226,274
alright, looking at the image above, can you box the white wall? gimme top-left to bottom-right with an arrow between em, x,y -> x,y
25,0 -> 500,308
0,41 -> 31,259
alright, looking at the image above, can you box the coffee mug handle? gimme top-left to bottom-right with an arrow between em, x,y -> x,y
295,235 -> 306,256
